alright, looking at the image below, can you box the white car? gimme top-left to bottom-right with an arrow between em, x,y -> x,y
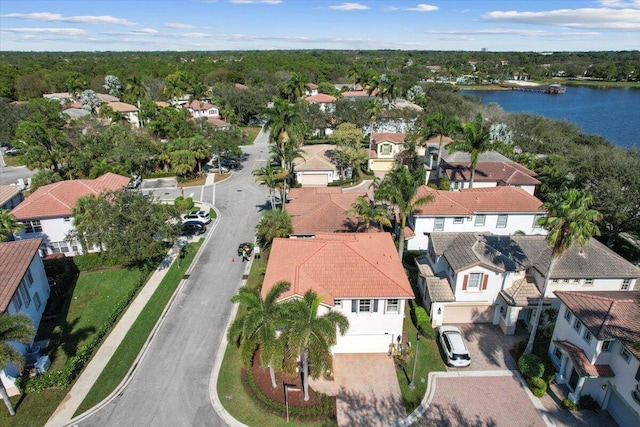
181,210 -> 212,225
437,325 -> 471,367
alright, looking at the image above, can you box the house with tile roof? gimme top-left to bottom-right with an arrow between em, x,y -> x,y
305,83 -> 319,97
405,186 -> 547,251
0,185 -> 24,211
439,151 -> 540,194
0,238 -> 49,395
293,144 -> 338,187
184,100 -> 220,119
285,187 -> 373,236
415,233 -> 640,335
368,132 -> 406,174
550,291 -> 640,427
262,232 -> 414,353
105,101 -> 140,127
304,93 -> 336,113
10,173 -> 130,256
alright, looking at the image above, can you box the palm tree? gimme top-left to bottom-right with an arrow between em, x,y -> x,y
423,111 -> 460,184
253,162 -> 283,209
283,72 -> 308,103
228,281 -> 290,389
365,99 -> 383,152
270,142 -> 304,192
375,165 -> 434,260
263,98 -> 303,168
347,196 -> 391,232
0,210 -> 23,242
281,290 -> 349,401
446,114 -> 505,188
525,188 -> 603,353
0,313 -> 35,416
256,209 -> 293,250
125,75 -> 147,110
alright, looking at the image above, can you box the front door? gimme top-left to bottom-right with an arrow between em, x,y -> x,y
568,367 -> 579,391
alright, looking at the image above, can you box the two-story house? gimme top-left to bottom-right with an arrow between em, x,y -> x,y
0,185 -> 24,211
304,94 -> 336,113
105,101 -> 140,127
368,132 -> 406,174
184,100 -> 220,119
550,291 -> 640,427
406,186 -> 547,251
262,233 -> 413,353
0,238 -> 50,395
10,173 -> 130,256
415,233 -> 640,335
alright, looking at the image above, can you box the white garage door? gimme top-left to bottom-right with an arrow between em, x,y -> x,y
607,389 -> 640,427
443,304 -> 495,324
332,334 -> 392,354
300,173 -> 329,186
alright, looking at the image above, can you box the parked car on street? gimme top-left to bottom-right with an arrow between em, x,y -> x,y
437,325 -> 471,367
181,221 -> 207,236
181,210 -> 212,224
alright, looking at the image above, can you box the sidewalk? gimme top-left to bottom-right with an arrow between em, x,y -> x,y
44,248 -> 180,427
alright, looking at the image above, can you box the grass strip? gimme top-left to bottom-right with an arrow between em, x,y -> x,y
74,240 -> 203,416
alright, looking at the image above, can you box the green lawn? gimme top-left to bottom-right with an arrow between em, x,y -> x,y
75,240 -> 202,416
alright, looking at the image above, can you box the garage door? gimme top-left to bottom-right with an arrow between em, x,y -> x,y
607,389 -> 640,427
300,173 -> 329,186
443,304 -> 495,324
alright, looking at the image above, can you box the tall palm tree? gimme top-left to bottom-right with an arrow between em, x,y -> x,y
256,209 -> 293,250
446,114 -> 508,188
525,188 -> 603,353
264,98 -> 303,168
253,162 -> 282,209
423,110 -> 460,184
365,99 -> 383,152
281,290 -> 349,401
125,75 -> 147,110
347,196 -> 391,232
0,210 -> 23,242
0,313 -> 35,416
375,165 -> 434,260
228,281 -> 290,389
283,72 -> 308,103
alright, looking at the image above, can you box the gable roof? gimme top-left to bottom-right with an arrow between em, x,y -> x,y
555,291 -> 640,359
341,90 -> 372,98
444,161 -> 540,185
372,133 -> 406,144
107,101 -> 137,112
305,94 -> 336,103
413,186 -> 545,216
262,233 -> 413,305
11,173 -> 130,220
0,238 -> 42,312
286,187 -> 369,235
185,100 -> 217,111
0,185 -> 21,206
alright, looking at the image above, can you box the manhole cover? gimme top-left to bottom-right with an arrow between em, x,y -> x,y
242,274 -> 249,280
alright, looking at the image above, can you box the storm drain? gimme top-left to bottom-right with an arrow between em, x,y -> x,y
183,274 -> 190,280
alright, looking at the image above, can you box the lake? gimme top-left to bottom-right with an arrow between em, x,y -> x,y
462,86 -> 640,149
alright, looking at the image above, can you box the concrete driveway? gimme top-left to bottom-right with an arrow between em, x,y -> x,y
310,354 -> 405,427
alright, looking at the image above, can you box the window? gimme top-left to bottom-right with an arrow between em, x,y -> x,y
621,279 -> 632,290
635,365 -> 640,382
453,217 -> 464,224
452,182 -> 460,190
23,220 -> 42,234
474,215 -> 486,226
18,283 -> 31,307
386,299 -> 399,313
553,347 -> 562,361
602,340 -> 613,352
468,273 -> 482,290
496,214 -> 508,228
533,214 -> 545,228
23,270 -> 34,288
564,308 -> 572,322
11,293 -> 23,311
584,279 -> 594,286
620,347 -> 631,363
584,330 -> 592,344
380,144 -> 391,155
563,279 -> 570,284
34,293 -> 42,311
63,217 -> 71,222
334,299 -> 342,308
434,217 -> 445,231
573,319 -> 582,333
358,299 -> 372,313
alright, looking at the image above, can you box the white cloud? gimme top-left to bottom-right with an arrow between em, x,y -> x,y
483,8 -> 640,30
329,3 -> 369,11
177,32 -> 211,38
424,28 -> 600,38
165,23 -> 195,29
0,27 -> 88,35
131,28 -> 158,34
230,0 -> 282,4
406,4 -> 438,12
0,12 -> 137,26
382,6 -> 400,11
598,0 -> 640,8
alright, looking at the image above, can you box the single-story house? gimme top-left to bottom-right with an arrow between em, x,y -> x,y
293,144 -> 338,187
262,232 -> 414,353
549,291 -> 640,427
0,238 -> 50,395
11,173 -> 131,256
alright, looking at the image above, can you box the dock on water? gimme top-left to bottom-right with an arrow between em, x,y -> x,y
501,83 -> 566,94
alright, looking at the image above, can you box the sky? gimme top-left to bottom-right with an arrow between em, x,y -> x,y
0,0 -> 639,52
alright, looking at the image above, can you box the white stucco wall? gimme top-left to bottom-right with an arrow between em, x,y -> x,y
16,216 -> 83,256
546,278 -> 636,296
452,267 -> 504,303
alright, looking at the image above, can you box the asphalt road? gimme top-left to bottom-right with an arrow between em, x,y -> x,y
0,164 -> 36,186
79,130 -> 271,427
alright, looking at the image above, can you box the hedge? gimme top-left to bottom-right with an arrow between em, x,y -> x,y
526,377 -> 547,397
409,302 -> 435,340
518,353 -> 545,379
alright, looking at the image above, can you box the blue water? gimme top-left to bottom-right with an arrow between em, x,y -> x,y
462,86 -> 640,149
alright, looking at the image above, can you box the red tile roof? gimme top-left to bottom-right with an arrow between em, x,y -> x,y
444,161 -> 540,186
286,187 -> 371,234
0,239 -> 42,311
206,117 -> 230,127
341,90 -> 372,98
262,233 -> 413,305
307,83 -> 319,89
553,340 -> 614,378
412,186 -> 544,216
423,135 -> 454,146
11,173 -> 130,220
305,94 -> 336,103
107,101 -> 138,112
185,100 -> 217,111
372,133 -> 406,144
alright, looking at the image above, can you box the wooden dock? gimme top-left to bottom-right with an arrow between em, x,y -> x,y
501,84 -> 566,94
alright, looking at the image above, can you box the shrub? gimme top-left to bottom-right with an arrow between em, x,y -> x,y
174,196 -> 194,211
439,175 -> 451,191
526,377 -> 547,397
72,253 -> 122,271
518,353 -> 544,379
562,398 -> 578,411
413,306 -> 435,340
579,394 -> 600,410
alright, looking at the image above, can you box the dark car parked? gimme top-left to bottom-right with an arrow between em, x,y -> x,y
181,221 -> 207,236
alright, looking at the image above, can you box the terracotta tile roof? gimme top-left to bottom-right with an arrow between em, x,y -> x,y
423,135 -> 454,146
293,145 -> 336,171
185,100 -> 217,111
554,340 -> 615,377
444,161 -> 540,185
206,117 -> 230,127
372,133 -> 406,144
412,186 -> 545,216
155,101 -> 170,108
0,185 -> 21,206
262,233 -> 414,305
555,291 -> 640,359
341,90 -> 372,98
307,83 -> 319,89
404,226 -> 415,239
10,173 -> 130,220
285,187 -> 370,235
0,238 -> 42,311
305,94 -> 336,103
107,101 -> 137,112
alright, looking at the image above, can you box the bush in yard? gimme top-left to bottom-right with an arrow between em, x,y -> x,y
518,353 -> 544,379
413,306 -> 435,339
526,377 -> 547,397
174,196 -> 194,211
562,398 -> 578,411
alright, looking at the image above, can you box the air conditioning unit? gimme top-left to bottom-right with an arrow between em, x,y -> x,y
35,355 -> 51,375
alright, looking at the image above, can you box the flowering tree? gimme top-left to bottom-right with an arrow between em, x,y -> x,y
103,75 -> 122,96
79,89 -> 101,113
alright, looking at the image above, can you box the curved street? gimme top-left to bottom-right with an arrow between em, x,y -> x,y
78,130 -> 270,426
